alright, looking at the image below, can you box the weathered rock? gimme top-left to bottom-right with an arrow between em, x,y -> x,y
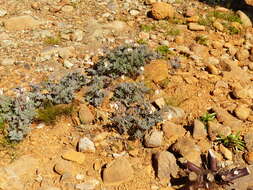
78,137 -> 96,153
102,157 -> 134,185
63,60 -> 74,69
144,59 -> 169,83
188,23 -> 205,31
213,107 -> 243,132
75,179 -> 100,190
58,47 -> 75,59
162,121 -> 186,141
234,105 -> 251,120
190,44 -> 209,58
1,58 -> 15,66
153,97 -> 166,109
236,10 -> 252,27
0,155 -> 39,190
172,137 -> 202,166
61,5 -> 74,13
0,9 -> 7,17
186,16 -> 199,23
207,121 -> 231,141
213,21 -> 224,31
72,29 -> 83,41
185,8 -> 196,17
79,104 -> 95,124
245,0 -> 253,6
4,15 -> 40,31
244,130 -> 253,152
206,63 -> 219,75
193,119 -> 207,140
160,105 -> 185,121
38,186 -> 61,190
236,49 -> 250,61
151,2 -> 174,20
244,152 -> 253,165
144,130 -> 163,148
54,159 -> 74,175
62,150 -> 86,164
153,151 -> 179,180
219,144 -> 233,160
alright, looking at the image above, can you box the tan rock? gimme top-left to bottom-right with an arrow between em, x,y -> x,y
54,159 -> 74,175
186,15 -> 199,22
151,2 -> 174,20
61,5 -> 74,13
102,157 -> 134,185
144,59 -> 169,83
162,121 -> 186,141
79,104 -> 95,124
188,23 -> 205,31
4,15 -> 40,31
62,150 -> 85,164
207,121 -> 231,141
245,0 -> 253,6
213,21 -> 224,31
236,10 -> 252,27
219,144 -> 233,160
234,105 -> 251,120
244,152 -> 253,165
193,119 -> 207,140
236,49 -> 249,61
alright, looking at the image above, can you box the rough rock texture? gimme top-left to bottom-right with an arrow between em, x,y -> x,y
236,10 -> 252,27
79,104 -> 95,124
144,130 -> 163,148
62,150 -> 86,164
162,121 -> 186,141
153,151 -> 179,180
193,119 -> 207,140
102,157 -> 134,185
151,2 -> 174,20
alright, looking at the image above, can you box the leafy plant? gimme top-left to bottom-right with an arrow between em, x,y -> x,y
167,28 -> 180,36
140,24 -> 155,32
228,25 -> 240,35
200,112 -> 216,124
44,35 -> 61,45
216,132 -> 245,151
156,45 -> 171,56
195,35 -> 209,46
88,45 -> 159,79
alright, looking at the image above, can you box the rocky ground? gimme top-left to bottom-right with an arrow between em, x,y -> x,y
1,0 -> 253,190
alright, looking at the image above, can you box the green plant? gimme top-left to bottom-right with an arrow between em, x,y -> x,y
198,16 -> 213,27
167,28 -> 180,36
156,45 -> 171,56
44,35 -> 61,45
195,35 -> 209,46
200,112 -> 216,123
228,25 -> 240,35
140,24 -> 155,32
209,11 -> 242,23
136,39 -> 148,45
216,132 -> 246,151
36,103 -> 74,124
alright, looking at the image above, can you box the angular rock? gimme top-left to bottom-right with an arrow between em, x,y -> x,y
162,121 -> 186,141
237,10 -> 252,27
213,21 -> 224,31
144,59 -> 169,83
172,137 -> 202,166
62,150 -> 85,164
4,15 -> 40,31
78,137 -> 96,153
219,144 -> 233,160
244,152 -> 253,165
193,119 -> 207,140
58,47 -> 75,59
188,23 -> 205,31
207,121 -> 231,141
153,97 -> 166,109
160,105 -> 185,121
79,104 -> 95,124
54,159 -> 74,175
102,157 -> 134,185
245,130 -> 253,152
151,2 -> 174,20
234,105 -> 251,120
144,130 -> 163,148
153,151 -> 179,180
236,49 -> 250,61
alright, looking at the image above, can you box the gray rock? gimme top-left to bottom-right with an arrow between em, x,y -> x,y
172,137 -> 202,166
193,119 -> 207,140
102,157 -> 134,185
144,130 -> 163,148
160,105 -> 185,121
78,137 -> 96,153
153,151 -> 179,180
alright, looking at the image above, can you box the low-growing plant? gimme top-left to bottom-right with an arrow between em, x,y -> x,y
216,132 -> 245,151
36,103 -> 74,124
140,24 -> 155,32
209,11 -> 242,23
200,112 -> 216,124
156,45 -> 171,56
228,25 -> 240,35
167,28 -> 181,36
195,35 -> 209,46
44,35 -> 61,45
136,39 -> 148,45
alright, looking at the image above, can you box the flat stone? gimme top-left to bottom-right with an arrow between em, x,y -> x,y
151,2 -> 174,20
207,121 -> 231,141
61,5 -> 74,13
1,58 -> 15,66
153,151 -> 179,180
75,179 -> 100,190
58,47 -> 75,59
78,137 -> 96,153
144,59 -> 169,83
162,121 -> 186,141
102,157 -> 134,185
54,159 -> 74,175
144,130 -> 163,148
62,150 -> 86,164
4,15 -> 40,31
79,104 -> 95,124
172,137 -> 202,166
188,23 -> 205,31
38,186 -> 61,190
193,119 -> 207,140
